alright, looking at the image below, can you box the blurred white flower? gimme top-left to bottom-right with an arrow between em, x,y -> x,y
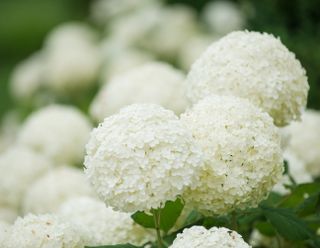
58,196 -> 154,246
90,62 -> 188,121
22,167 -> 93,214
6,214 -> 82,248
187,31 -> 309,127
0,207 -> 18,224
0,147 -> 52,210
0,221 -> 11,247
85,104 -> 204,212
18,105 -> 92,165
0,111 -> 21,153
181,95 -> 283,215
169,226 -> 250,248
286,109 -> 320,177
202,1 -> 246,34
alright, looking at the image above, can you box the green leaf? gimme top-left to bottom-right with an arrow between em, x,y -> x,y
260,192 -> 283,207
261,206 -> 312,241
85,244 -> 141,248
183,210 -> 203,226
296,193 -> 320,216
131,198 -> 184,232
254,221 -> 276,237
159,198 -> 184,232
131,211 -> 155,229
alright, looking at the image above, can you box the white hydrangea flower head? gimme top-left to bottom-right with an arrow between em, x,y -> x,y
85,103 -> 204,212
187,31 -> 309,127
273,151 -> 312,194
181,95 -> 283,215
0,147 -> 52,210
202,1 -> 245,34
249,230 -> 278,248
0,207 -> 18,224
141,5 -> 199,59
6,214 -> 82,248
42,23 -> 100,94
90,0 -> 157,25
286,109 -> 320,177
90,62 -> 188,122
18,105 -> 92,165
0,221 -> 11,247
0,111 -> 21,153
10,52 -> 44,101
169,226 -> 251,248
178,34 -> 217,71
22,167 -> 93,214
58,197 -> 154,246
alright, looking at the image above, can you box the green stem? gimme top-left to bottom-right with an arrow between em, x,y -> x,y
231,212 -> 238,231
152,209 -> 164,248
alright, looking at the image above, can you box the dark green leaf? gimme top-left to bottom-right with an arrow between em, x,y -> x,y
260,192 -> 283,207
85,244 -> 141,248
261,206 -> 312,241
296,193 -> 320,216
254,221 -> 276,237
159,198 -> 184,232
131,211 -> 155,229
183,210 -> 203,226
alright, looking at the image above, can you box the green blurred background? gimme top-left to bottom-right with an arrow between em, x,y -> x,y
1,0 -> 319,120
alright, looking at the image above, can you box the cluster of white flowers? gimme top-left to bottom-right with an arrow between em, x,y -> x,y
0,147 -> 52,210
181,95 -> 283,215
285,109 -> 320,177
0,221 -> 10,246
18,105 -> 92,165
85,104 -> 203,212
22,167 -> 93,214
90,62 -> 188,121
169,226 -> 251,248
6,214 -> 82,248
187,31 -> 309,126
58,197 -> 153,246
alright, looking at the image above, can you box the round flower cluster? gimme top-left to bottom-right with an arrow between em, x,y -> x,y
6,214 -> 82,248
169,226 -> 250,248
202,1 -> 245,34
90,62 -> 188,121
18,105 -> 92,165
181,95 -> 283,215
85,104 -> 203,213
187,31 -> 309,126
58,197 -> 154,246
23,167 -> 93,214
10,52 -> 44,101
286,109 -> 320,177
0,147 -> 52,209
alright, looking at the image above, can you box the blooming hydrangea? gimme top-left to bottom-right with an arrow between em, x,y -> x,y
180,95 -> 283,215
202,1 -> 245,34
58,197 -> 154,246
0,147 -> 52,210
10,52 -> 44,101
6,214 -> 82,248
90,62 -> 188,121
0,221 -> 11,247
18,105 -> 92,165
22,167 -> 93,214
187,31 -> 309,126
85,104 -> 203,212
273,151 -> 312,194
42,23 -> 100,94
169,226 -> 250,248
286,109 -> 320,177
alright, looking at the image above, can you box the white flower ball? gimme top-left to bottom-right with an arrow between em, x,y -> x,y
202,1 -> 245,34
181,95 -> 283,215
58,197 -> 153,246
0,111 -> 21,153
85,104 -> 203,212
6,214 -> 82,248
169,226 -> 250,248
22,167 -> 93,214
187,31 -> 309,126
273,151 -> 312,194
286,109 -> 320,177
90,62 -> 188,122
18,105 -> 92,165
0,147 -> 52,210
10,52 -> 44,101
